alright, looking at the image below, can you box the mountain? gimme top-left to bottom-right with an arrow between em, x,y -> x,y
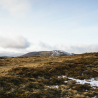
21,50 -> 75,57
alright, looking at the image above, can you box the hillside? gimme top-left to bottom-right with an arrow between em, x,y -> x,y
21,50 -> 74,57
0,52 -> 98,97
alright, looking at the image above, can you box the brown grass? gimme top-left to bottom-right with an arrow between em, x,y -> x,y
0,52 -> 98,97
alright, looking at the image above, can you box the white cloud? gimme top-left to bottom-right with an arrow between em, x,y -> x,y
39,42 -> 53,50
0,52 -> 23,57
0,41 -> 98,56
0,0 -> 30,18
0,36 -> 30,49
38,42 -> 98,54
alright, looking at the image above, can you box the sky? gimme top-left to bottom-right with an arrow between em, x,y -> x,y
0,0 -> 98,56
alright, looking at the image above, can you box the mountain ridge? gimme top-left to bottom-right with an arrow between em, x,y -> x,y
21,50 -> 75,57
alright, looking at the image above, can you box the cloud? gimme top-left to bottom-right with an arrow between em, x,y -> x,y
0,41 -> 98,57
0,52 -> 23,57
0,0 -> 30,18
67,45 -> 98,54
39,42 -> 53,50
39,42 -> 98,54
0,36 -> 30,49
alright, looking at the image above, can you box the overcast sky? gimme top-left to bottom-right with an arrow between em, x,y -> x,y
0,0 -> 98,56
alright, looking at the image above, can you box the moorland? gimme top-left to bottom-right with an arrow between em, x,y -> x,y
0,52 -> 98,98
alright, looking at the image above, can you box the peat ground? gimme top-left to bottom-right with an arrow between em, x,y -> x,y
0,53 -> 98,97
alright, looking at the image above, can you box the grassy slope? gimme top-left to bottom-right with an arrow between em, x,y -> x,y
0,53 -> 98,97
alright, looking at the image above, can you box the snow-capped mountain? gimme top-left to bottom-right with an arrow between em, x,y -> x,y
51,50 -> 74,57
21,50 -> 74,57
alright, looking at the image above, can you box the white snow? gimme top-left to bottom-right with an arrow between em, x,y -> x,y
47,85 -> 59,88
46,76 -> 97,98
51,50 -> 74,57
47,75 -> 98,91
57,75 -> 98,88
68,77 -> 98,88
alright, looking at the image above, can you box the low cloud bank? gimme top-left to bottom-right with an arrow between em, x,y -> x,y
39,42 -> 98,54
0,52 -> 23,57
0,36 -> 30,49
0,41 -> 98,57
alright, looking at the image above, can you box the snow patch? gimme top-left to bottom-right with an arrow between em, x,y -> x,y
68,77 -> 98,88
47,85 -> 59,88
57,75 -> 98,88
51,50 -> 74,57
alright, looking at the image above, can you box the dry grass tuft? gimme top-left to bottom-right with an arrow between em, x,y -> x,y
0,52 -> 98,97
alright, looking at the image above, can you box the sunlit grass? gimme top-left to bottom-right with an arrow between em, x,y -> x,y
0,52 -> 98,97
